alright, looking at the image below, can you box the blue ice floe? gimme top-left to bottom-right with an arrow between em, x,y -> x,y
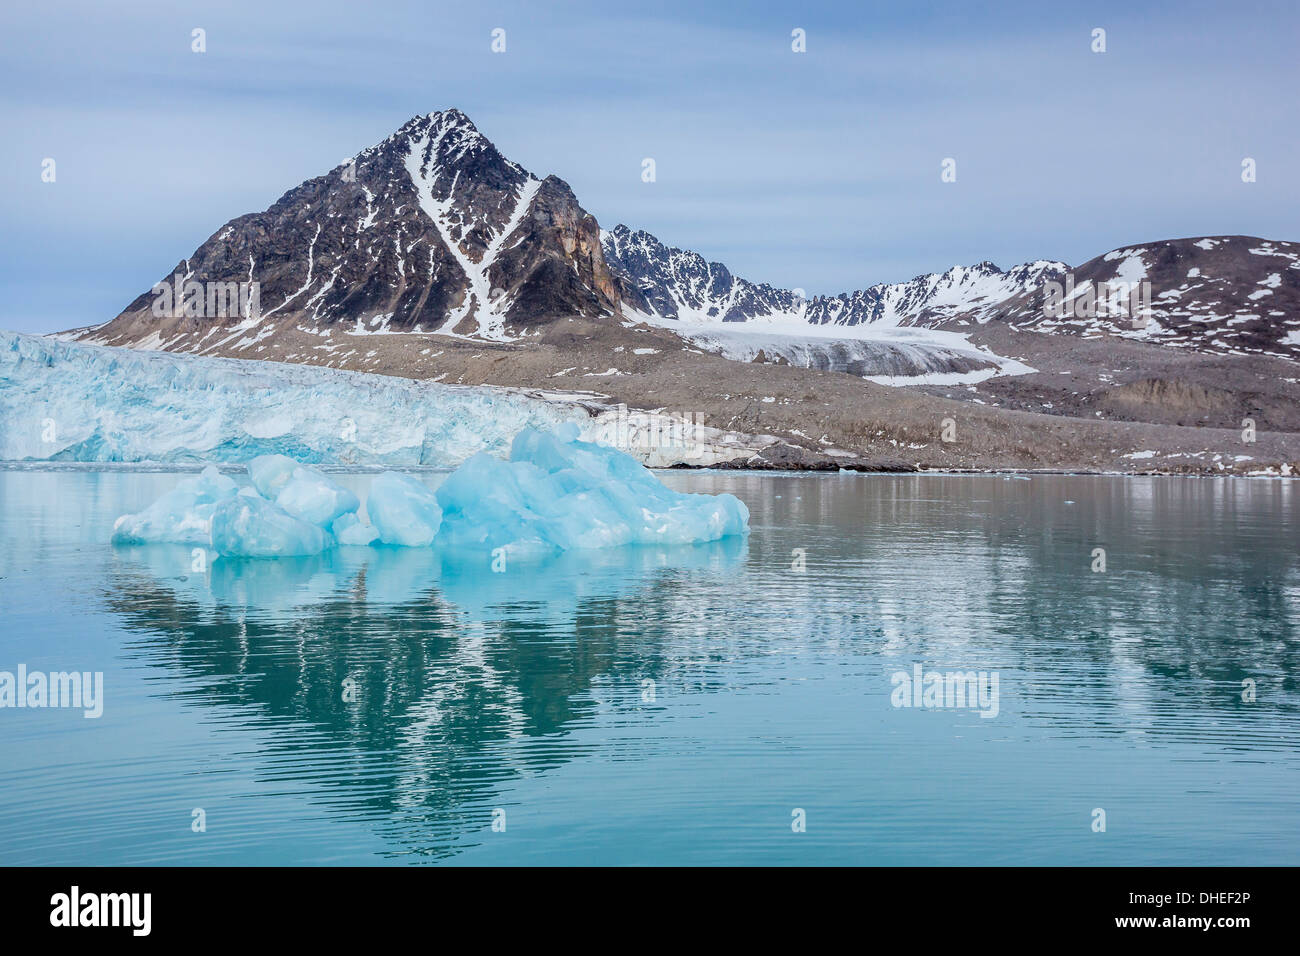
274,467 -> 360,527
367,472 -> 443,547
109,466 -> 239,545
210,490 -> 336,558
437,425 -> 749,553
110,427 -> 749,559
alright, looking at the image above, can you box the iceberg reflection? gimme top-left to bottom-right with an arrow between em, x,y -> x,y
102,537 -> 748,860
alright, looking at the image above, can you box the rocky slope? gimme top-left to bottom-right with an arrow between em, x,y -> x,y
984,236 -> 1300,358
75,110 -> 620,351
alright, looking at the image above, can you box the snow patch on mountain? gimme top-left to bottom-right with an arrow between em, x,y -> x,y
404,118 -> 541,340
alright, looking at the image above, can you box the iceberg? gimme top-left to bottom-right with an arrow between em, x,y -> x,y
331,512 -> 380,547
108,534 -> 747,630
210,492 -> 336,558
367,472 -> 443,547
110,426 -> 749,559
247,454 -> 300,498
270,463 -> 360,527
436,425 -> 750,553
110,465 -> 238,545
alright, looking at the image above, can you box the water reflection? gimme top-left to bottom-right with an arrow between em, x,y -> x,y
103,539 -> 748,859
727,473 -> 1300,741
3,469 -> 1297,864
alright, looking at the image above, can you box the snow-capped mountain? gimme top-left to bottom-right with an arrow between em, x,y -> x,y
989,236 -> 1300,358
603,222 -> 1068,329
602,224 -> 1300,360
77,110 -> 620,351
70,107 -> 1300,369
602,225 -> 808,324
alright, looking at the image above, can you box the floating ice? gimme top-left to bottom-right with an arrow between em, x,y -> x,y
435,426 -> 750,553
111,465 -> 238,545
332,512 -> 380,547
117,533 -> 747,624
210,492 -> 335,558
247,455 -> 299,498
271,463 -> 360,527
111,427 -> 749,559
367,472 -> 443,547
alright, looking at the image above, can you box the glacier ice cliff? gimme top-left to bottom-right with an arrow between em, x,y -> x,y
0,331 -> 769,467
0,330 -> 586,465
111,428 -> 750,559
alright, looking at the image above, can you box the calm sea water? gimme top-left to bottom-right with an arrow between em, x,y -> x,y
0,468 -> 1296,865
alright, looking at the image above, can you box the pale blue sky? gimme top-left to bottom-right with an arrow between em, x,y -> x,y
2,0 -> 1297,332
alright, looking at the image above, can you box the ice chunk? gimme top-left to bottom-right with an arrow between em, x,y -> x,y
332,512 -> 379,547
248,455 -> 300,498
435,427 -> 749,552
273,466 -> 360,527
249,455 -> 359,527
209,494 -> 335,558
109,429 -> 748,557
111,465 -> 238,545
367,472 -> 443,547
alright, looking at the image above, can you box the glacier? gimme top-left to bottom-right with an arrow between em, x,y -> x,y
0,330 -> 586,465
0,331 -> 768,467
654,322 -> 1034,384
111,426 -> 749,559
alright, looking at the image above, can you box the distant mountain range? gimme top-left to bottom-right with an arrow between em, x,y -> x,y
70,109 -> 1300,367
603,223 -> 1069,328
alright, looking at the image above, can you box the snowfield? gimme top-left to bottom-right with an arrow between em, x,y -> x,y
667,321 -> 1034,383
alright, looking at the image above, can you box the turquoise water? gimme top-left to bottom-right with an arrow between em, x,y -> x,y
0,468 -> 1296,865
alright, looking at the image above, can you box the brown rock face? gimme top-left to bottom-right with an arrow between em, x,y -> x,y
76,109 -> 622,353
491,175 -> 621,329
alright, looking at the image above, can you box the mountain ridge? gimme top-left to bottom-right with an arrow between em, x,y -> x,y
70,108 -> 1300,367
